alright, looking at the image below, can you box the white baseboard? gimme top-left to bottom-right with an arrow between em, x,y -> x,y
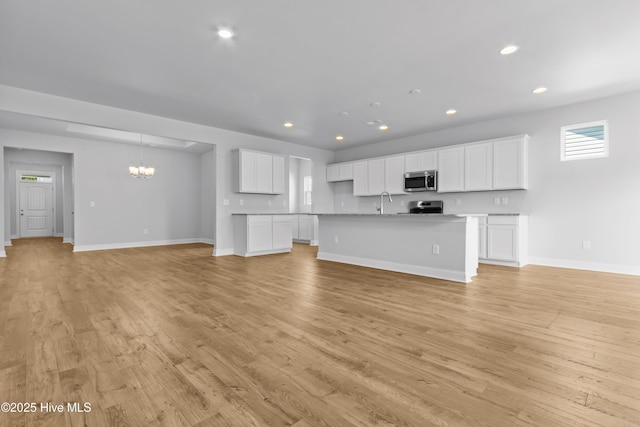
63,238 -> 74,245
199,238 -> 215,245
528,256 -> 640,276
317,251 -> 473,283
4,240 -> 12,247
310,239 -> 318,246
73,238 -> 203,253
10,234 -> 18,240
0,250 -> 6,257
55,232 -> 64,237
213,248 -> 234,256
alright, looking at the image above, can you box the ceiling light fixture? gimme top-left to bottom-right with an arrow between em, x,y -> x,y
379,125 -> 389,131
335,135 -> 344,141
446,109 -> 457,116
284,122 -> 293,128
533,87 -> 548,94
409,89 -> 422,95
339,111 -> 349,117
217,27 -> 234,39
370,102 -> 381,107
129,134 -> 155,179
500,45 -> 519,55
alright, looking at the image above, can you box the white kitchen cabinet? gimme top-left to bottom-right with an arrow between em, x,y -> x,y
272,216 -> 293,250
291,215 -> 299,239
236,149 -> 285,194
272,155 -> 285,194
352,161 -> 369,196
326,162 -> 354,182
479,215 -> 528,267
298,215 -> 313,241
367,158 -> 386,195
247,216 -> 273,253
493,136 -> 528,190
404,150 -> 437,172
437,146 -> 465,192
384,155 -> 406,195
255,152 -> 273,193
464,142 -> 493,191
233,215 -> 292,256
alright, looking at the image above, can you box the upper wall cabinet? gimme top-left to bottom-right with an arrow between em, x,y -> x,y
327,134 -> 528,196
493,136 -> 528,190
236,149 -> 285,194
326,162 -> 353,182
405,150 -> 437,173
351,156 -> 406,196
438,135 -> 528,193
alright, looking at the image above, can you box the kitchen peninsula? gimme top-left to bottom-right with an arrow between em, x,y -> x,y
316,214 -> 481,283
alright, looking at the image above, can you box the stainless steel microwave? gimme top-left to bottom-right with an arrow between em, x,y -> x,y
404,170 -> 437,192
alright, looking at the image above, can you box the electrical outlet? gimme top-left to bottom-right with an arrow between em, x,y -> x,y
334,235 -> 339,244
501,197 -> 509,205
239,199 -> 244,206
432,244 -> 440,255
582,240 -> 591,250
223,199 -> 229,206
89,201 -> 96,208
493,197 -> 501,205
143,229 -> 149,235
268,200 -> 272,206
400,200 -> 405,207
282,200 -> 287,206
455,199 -> 461,206
340,201 -> 345,207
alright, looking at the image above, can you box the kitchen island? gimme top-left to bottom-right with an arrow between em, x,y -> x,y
316,214 -> 481,283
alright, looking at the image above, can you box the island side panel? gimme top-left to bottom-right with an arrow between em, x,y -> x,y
316,215 -> 478,283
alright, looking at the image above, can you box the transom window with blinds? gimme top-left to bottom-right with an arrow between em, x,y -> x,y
561,120 -> 609,161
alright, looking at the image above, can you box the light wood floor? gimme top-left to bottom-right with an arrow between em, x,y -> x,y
1,238 -> 639,426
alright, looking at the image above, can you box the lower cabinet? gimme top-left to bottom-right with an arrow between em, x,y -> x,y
478,215 -> 528,267
291,214 -> 318,245
233,215 -> 292,256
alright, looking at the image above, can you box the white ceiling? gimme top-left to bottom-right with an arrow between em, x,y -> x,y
2,0 -> 640,151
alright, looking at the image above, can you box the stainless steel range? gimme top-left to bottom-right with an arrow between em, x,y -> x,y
408,200 -> 444,214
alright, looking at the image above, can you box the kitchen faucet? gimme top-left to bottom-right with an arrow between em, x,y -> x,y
378,191 -> 392,214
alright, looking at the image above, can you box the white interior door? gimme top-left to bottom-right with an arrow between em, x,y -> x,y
19,182 -> 54,238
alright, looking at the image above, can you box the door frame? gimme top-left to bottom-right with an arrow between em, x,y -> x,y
16,169 -> 57,238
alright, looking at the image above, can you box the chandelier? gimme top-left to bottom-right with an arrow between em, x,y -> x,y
129,134 -> 155,179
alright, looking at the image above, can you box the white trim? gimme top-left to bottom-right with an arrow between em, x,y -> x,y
199,238 -> 215,245
317,251 -> 474,283
0,250 -> 6,258
480,258 -> 528,268
55,232 -> 64,237
529,257 -> 640,276
73,238 -> 203,253
310,239 -> 318,246
10,234 -> 18,239
234,248 -> 291,257
213,248 -> 234,256
63,238 -> 74,245
5,241 -> 12,246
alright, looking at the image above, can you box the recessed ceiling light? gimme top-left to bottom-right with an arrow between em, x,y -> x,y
370,102 -> 381,107
500,45 -> 519,55
284,122 -> 293,128
335,135 -> 344,141
409,89 -> 422,95
446,109 -> 457,116
339,111 -> 349,117
379,125 -> 389,131
217,27 -> 234,39
533,87 -> 548,94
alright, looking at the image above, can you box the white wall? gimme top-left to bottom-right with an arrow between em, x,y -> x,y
3,147 -> 73,242
0,85 -> 336,256
332,90 -> 640,275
